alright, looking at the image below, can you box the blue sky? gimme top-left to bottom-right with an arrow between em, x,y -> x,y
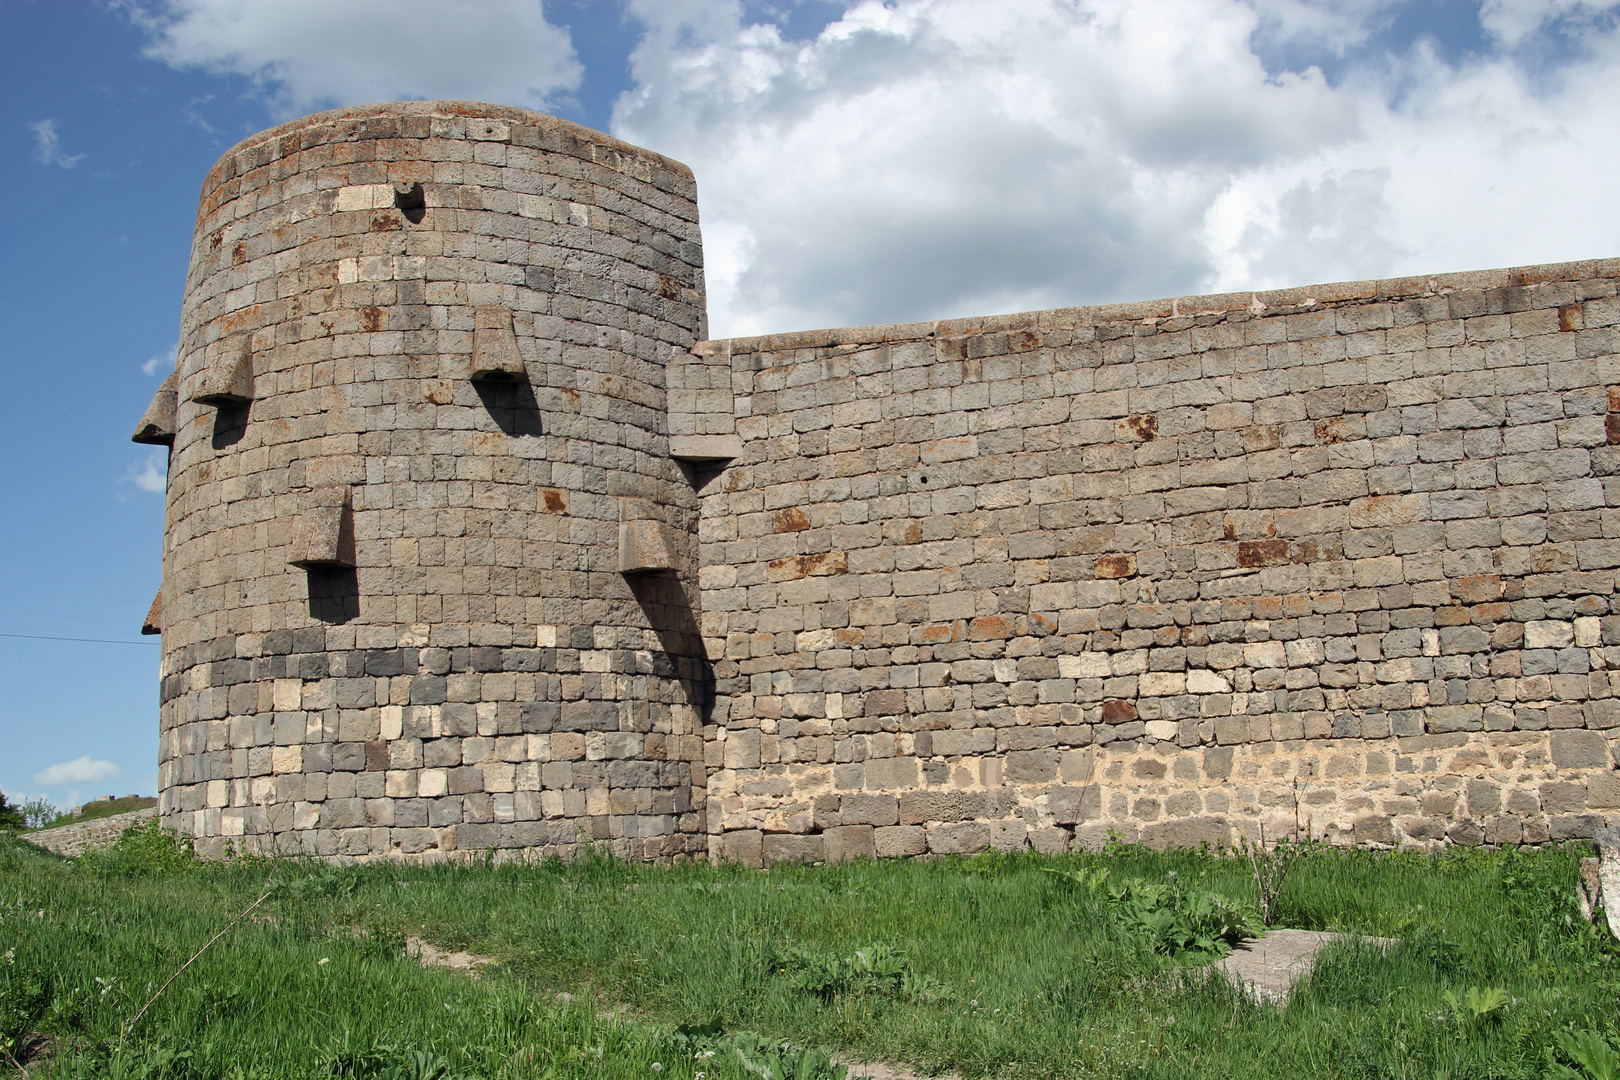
3,0 -> 1618,811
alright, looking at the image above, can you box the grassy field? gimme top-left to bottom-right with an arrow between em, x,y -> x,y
1,825 -> 1617,1079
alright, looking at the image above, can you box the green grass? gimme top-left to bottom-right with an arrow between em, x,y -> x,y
2,824 -> 1618,1079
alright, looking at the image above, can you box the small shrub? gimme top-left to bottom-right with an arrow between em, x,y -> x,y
670,1023 -> 847,1080
0,794 -> 24,831
1107,875 -> 1260,960
364,921 -> 408,959
1239,834 -> 1312,928
1043,865 -> 1110,896
16,798 -> 59,831
1551,1029 -> 1620,1080
769,943 -> 948,1004
78,819 -> 197,877
1442,985 -> 1510,1026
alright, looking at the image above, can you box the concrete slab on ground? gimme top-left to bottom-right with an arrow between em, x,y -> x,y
1218,929 -> 1394,1004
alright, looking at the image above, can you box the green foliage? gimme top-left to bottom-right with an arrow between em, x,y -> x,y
16,797 -> 59,831
1105,874 -> 1262,960
728,1032 -> 847,1080
0,951 -> 51,1061
670,1022 -> 847,1080
769,943 -> 948,1004
77,818 -> 198,876
0,793 -> 24,831
1043,864 -> 1110,895
1441,985 -> 1510,1025
364,921 -> 409,960
323,1045 -> 472,1080
1551,1029 -> 1620,1080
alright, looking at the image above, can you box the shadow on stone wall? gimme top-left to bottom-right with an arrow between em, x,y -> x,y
211,402 -> 250,449
306,566 -> 359,624
628,571 -> 714,725
473,380 -> 544,437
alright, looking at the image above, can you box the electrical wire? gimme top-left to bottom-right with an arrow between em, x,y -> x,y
0,632 -> 158,646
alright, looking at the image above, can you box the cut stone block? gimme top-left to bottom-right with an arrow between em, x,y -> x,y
619,519 -> 675,573
131,371 -> 178,445
141,589 -> 162,636
190,335 -> 254,405
288,485 -> 356,568
470,307 -> 525,382
670,434 -> 742,461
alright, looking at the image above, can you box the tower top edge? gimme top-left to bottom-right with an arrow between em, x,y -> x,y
199,100 -> 695,190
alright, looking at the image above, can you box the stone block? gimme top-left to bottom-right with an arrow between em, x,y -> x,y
141,589 -> 162,636
763,832 -> 826,865
989,818 -> 1029,851
1040,783 -> 1098,826
671,434 -> 743,460
470,307 -> 525,381
619,519 -> 676,573
1141,817 -> 1231,850
191,335 -> 253,405
1551,729 -> 1612,770
1029,826 -> 1071,854
927,821 -> 990,855
839,792 -> 899,826
131,371 -> 178,445
824,824 -> 876,862
874,825 -> 928,857
288,485 -> 356,569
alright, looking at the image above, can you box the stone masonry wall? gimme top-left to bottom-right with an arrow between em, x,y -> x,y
146,102 -> 1620,865
696,260 -> 1620,864
156,103 -> 710,861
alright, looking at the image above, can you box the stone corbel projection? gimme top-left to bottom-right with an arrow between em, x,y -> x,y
470,306 -> 525,382
190,335 -> 254,406
131,372 -> 178,445
287,485 -> 355,569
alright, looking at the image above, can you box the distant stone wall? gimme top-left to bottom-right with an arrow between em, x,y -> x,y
25,808 -> 159,858
696,260 -> 1620,862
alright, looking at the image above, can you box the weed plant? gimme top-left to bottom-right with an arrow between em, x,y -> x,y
1,826 -> 1618,1079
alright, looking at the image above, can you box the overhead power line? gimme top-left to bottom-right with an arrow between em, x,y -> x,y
0,632 -> 158,646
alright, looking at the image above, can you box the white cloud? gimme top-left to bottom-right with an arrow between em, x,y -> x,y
34,757 -> 120,787
142,344 -> 177,377
28,119 -> 84,168
121,0 -> 1620,337
129,0 -> 582,118
1479,0 -> 1620,45
126,452 -> 167,495
612,0 -> 1620,337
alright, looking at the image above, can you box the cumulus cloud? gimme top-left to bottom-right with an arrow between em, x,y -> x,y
1478,0 -> 1620,45
122,0 -> 1620,337
34,757 -> 120,787
613,0 -> 1620,337
126,452 -> 167,495
142,344 -> 177,377
29,119 -> 84,168
128,0 -> 582,118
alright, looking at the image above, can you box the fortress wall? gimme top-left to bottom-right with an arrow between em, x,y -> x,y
156,103 -> 711,861
697,260 -> 1620,864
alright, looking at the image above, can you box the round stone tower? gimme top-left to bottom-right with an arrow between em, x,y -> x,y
146,102 -> 710,860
